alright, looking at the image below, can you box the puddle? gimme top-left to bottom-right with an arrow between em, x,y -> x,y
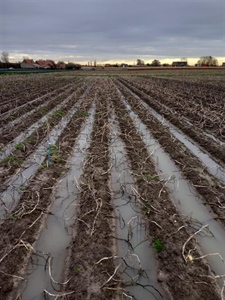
121,99 -> 225,287
110,119 -> 166,300
0,99 -> 84,220
0,85 -> 77,160
20,106 -> 95,300
118,83 -> 225,182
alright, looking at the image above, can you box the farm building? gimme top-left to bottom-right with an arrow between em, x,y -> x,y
20,59 -> 36,69
172,61 -> 188,67
35,60 -> 54,69
21,59 -> 56,69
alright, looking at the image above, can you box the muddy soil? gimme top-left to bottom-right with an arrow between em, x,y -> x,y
119,77 -> 225,142
0,84 -> 71,118
0,76 -> 224,300
0,81 -> 85,146
110,81 -> 221,300
118,77 -> 225,166
0,82 -> 89,186
0,75 -> 78,114
114,79 -> 225,228
140,76 -> 225,115
0,89 -> 94,300
61,80 -> 119,300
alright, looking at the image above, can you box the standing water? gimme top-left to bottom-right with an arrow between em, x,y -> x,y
122,99 -> 225,288
110,118 -> 167,300
20,107 -> 95,300
0,99 -> 84,220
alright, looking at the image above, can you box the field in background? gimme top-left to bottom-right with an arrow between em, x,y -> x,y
1,66 -> 225,77
0,72 -> 225,300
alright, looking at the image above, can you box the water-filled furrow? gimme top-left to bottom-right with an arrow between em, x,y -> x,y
0,98 -> 84,219
19,107 -> 95,300
110,118 -> 166,300
0,83 -> 73,119
122,98 -> 225,287
0,84 -> 75,134
118,78 -> 225,164
126,88 -> 225,182
0,86 -> 81,161
117,81 -> 225,181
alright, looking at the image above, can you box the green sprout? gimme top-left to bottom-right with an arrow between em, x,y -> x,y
15,143 -> 24,151
153,239 -> 165,252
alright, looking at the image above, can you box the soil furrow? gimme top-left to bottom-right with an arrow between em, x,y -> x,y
0,83 -> 73,117
111,81 -> 221,300
18,106 -> 95,299
114,79 -> 225,227
0,80 -> 86,146
0,82 -> 77,128
0,82 -> 93,188
61,80 -> 118,300
0,86 -> 94,300
0,75 -> 78,112
118,77 -> 225,165
141,76 -> 225,114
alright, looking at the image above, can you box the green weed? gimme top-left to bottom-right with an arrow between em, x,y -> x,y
2,155 -> 22,166
75,267 -> 81,274
15,143 -> 24,151
49,145 -> 58,155
75,110 -> 89,118
51,155 -> 63,163
20,185 -> 25,191
53,110 -> 65,117
141,205 -> 150,216
137,173 -> 157,182
153,239 -> 165,252
24,135 -> 37,144
144,173 -> 157,180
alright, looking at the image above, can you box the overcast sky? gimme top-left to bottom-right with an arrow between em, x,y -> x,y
0,0 -> 225,65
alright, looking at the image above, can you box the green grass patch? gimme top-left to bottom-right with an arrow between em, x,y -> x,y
24,135 -> 37,144
40,145 -> 64,168
53,109 -> 65,117
136,173 -> 157,183
75,267 -> 81,274
19,185 -> 25,191
15,143 -> 24,151
153,239 -> 165,252
1,155 -> 22,166
74,110 -> 89,118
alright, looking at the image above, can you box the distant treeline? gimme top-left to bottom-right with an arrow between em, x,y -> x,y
0,62 -> 21,68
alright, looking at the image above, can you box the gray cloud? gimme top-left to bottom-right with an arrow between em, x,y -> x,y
1,0 -> 224,63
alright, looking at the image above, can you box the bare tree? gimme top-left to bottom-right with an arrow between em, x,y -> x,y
1,51 -> 9,63
197,56 -> 218,67
151,59 -> 161,67
137,59 -> 144,66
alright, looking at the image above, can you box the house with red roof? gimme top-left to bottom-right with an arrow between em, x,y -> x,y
20,59 -> 36,69
35,60 -> 54,69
